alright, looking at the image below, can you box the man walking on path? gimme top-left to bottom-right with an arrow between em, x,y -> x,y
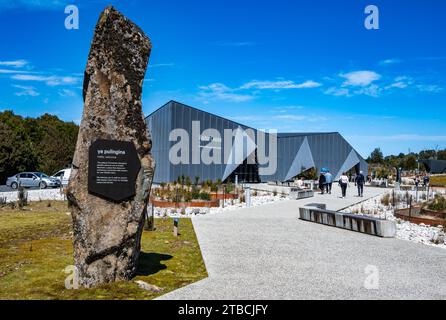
355,170 -> 365,197
423,174 -> 430,188
325,171 -> 333,194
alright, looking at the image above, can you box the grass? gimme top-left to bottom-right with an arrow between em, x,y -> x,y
0,201 -> 207,300
430,175 -> 446,187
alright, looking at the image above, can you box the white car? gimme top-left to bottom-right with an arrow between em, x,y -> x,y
51,168 -> 72,186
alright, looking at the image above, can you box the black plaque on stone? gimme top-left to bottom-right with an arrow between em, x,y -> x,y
88,139 -> 141,202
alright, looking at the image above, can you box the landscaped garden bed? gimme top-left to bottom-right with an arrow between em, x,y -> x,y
151,177 -> 241,209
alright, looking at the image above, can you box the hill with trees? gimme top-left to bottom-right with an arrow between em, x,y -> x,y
0,111 -> 78,184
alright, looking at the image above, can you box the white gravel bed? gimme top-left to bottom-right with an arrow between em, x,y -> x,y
0,188 -> 66,203
153,192 -> 287,218
343,191 -> 446,250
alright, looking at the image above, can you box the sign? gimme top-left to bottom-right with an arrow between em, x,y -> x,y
88,139 -> 141,202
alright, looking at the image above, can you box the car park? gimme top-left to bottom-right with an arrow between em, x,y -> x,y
6,172 -> 61,189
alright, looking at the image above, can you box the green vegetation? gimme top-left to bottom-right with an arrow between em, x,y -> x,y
0,111 -> 78,184
426,194 -> 446,212
154,179 -> 239,202
367,147 -> 446,173
0,201 -> 207,300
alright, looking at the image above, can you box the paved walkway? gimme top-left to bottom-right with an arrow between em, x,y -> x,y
158,186 -> 446,300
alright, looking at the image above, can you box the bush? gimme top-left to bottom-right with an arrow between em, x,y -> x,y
199,192 -> 211,201
225,183 -> 234,194
427,194 -> 446,212
381,193 -> 391,206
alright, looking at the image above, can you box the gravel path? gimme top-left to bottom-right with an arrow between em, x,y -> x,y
158,187 -> 446,300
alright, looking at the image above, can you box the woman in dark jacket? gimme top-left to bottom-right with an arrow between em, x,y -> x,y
319,173 -> 326,194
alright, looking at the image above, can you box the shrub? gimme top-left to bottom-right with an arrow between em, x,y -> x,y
381,193 -> 391,206
210,184 -> 218,192
427,194 -> 446,212
225,183 -> 234,194
199,192 -> 211,201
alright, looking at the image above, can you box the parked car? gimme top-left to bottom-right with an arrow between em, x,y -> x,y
51,168 -> 72,186
6,172 -> 61,189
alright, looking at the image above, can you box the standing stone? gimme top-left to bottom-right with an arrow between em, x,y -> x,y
66,6 -> 154,288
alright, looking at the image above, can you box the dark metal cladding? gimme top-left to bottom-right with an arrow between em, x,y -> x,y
145,101 -> 368,183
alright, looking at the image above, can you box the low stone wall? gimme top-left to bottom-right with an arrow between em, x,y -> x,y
289,189 -> 314,200
299,204 -> 396,238
151,198 -> 219,208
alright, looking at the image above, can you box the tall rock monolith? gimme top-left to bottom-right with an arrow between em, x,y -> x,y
66,6 -> 154,288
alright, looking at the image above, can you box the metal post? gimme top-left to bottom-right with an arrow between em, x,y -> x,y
408,195 -> 412,221
173,217 -> 179,237
392,189 -> 395,208
246,187 -> 251,207
222,186 -> 225,208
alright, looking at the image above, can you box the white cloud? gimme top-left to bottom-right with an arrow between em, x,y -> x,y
13,85 -> 39,97
324,87 -> 351,97
198,83 -> 254,102
0,0 -> 66,10
379,58 -> 401,66
12,74 -> 80,86
0,69 -> 31,74
275,114 -> 327,122
340,70 -> 381,87
212,41 -> 258,47
354,84 -> 381,97
273,105 -> 305,113
58,89 -> 76,97
241,80 -> 322,90
348,134 -> 446,142
416,84 -> 443,93
149,63 -> 175,68
0,59 -> 28,68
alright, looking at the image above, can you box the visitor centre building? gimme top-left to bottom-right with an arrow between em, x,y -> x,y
145,101 -> 368,184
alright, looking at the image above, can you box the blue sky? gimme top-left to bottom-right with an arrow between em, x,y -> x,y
0,0 -> 445,157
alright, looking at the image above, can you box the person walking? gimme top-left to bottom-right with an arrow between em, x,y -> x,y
423,174 -> 430,188
414,175 -> 420,188
319,172 -> 326,194
355,170 -> 365,197
338,172 -> 349,198
324,170 -> 333,194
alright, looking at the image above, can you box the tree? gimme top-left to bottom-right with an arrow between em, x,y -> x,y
403,154 -> 418,170
369,148 -> 384,164
0,111 -> 78,184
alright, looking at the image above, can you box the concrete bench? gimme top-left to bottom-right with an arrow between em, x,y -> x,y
289,188 -> 314,200
299,205 -> 396,238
